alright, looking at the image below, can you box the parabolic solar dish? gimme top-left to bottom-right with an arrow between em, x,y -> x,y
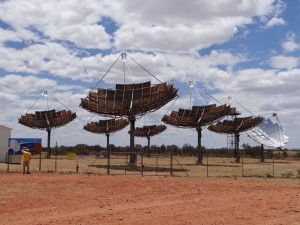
247,117 -> 289,148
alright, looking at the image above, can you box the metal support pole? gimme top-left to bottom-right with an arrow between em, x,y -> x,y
55,141 -> 58,173
46,128 -> 51,158
260,144 -> 265,162
273,154 -> 275,177
141,145 -> 144,176
39,148 -> 42,172
6,152 -> 10,172
106,133 -> 110,175
235,133 -> 240,163
196,126 -> 203,164
206,152 -> 208,178
156,155 -> 158,175
170,147 -> 173,177
241,152 -> 244,177
147,136 -> 150,157
125,154 -> 127,175
233,133 -> 237,160
129,115 -> 136,165
55,154 -> 57,173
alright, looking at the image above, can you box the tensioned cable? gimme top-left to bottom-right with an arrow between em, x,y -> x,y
159,82 -> 180,116
147,112 -> 166,125
25,94 -> 43,114
93,54 -> 122,89
44,92 -> 50,111
275,114 -> 285,147
246,113 -> 279,147
50,94 -> 72,111
236,119 -> 244,131
125,59 -> 135,83
193,83 -> 222,105
86,113 -> 96,124
233,99 -> 255,116
250,113 -> 281,146
164,94 -> 179,116
123,60 -> 126,84
197,107 -> 206,124
189,85 -> 192,109
127,54 -> 162,83
187,82 -> 229,126
246,127 -> 277,147
189,82 -> 205,105
25,91 -> 72,114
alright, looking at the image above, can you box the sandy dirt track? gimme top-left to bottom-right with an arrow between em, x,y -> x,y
0,173 -> 299,225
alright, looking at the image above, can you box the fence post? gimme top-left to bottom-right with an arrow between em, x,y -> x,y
170,147 -> 173,177
206,152 -> 208,178
76,160 -> 79,173
39,149 -> 42,172
155,154 -> 158,175
272,156 -> 275,177
106,134 -> 110,175
6,152 -> 10,172
241,152 -> 244,177
54,142 -> 57,173
125,154 -> 127,175
55,152 -> 57,173
141,148 -> 144,177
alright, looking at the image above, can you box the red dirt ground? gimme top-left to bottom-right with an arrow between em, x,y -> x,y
0,173 -> 299,225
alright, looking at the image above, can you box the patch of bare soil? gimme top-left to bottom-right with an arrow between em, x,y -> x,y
0,173 -> 299,225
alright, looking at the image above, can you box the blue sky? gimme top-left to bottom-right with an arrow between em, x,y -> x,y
0,0 -> 299,149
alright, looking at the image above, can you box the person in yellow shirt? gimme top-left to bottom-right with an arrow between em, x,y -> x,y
21,148 -> 32,174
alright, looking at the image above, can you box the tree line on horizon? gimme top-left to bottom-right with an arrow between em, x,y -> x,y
42,143 -> 299,159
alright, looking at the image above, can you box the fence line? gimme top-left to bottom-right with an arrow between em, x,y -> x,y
2,151 -> 299,179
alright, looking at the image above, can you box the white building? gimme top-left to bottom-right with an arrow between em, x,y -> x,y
0,124 -> 12,163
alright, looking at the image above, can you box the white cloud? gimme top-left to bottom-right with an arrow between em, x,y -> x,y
0,0 -> 283,54
265,17 -> 285,28
0,42 -> 109,82
0,75 -> 85,99
282,32 -> 299,52
210,67 -> 300,148
282,40 -> 299,52
0,0 -> 299,149
260,0 -> 286,28
112,0 -> 278,53
0,28 -> 23,44
269,55 -> 299,69
0,0 -> 112,49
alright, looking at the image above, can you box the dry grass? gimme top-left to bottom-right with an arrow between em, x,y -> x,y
1,154 -> 299,185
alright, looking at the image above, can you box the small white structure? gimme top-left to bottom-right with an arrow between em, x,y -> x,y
0,124 -> 12,163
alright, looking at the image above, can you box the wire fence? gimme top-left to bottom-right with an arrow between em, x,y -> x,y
2,151 -> 299,179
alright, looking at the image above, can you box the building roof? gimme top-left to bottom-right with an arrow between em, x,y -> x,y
0,124 -> 12,130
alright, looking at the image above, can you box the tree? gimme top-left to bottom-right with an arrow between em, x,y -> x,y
160,144 -> 166,154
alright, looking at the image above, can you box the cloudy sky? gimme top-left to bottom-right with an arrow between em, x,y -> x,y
0,0 -> 299,149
